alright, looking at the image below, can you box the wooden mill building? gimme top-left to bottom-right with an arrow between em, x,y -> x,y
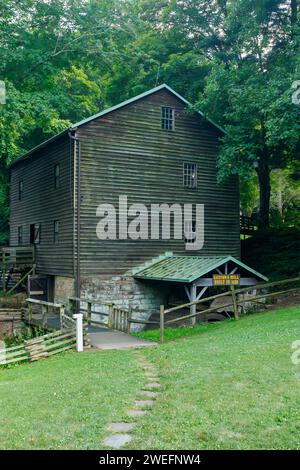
8,84 -> 267,320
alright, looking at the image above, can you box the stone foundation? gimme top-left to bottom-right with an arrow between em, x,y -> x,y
80,275 -> 171,331
54,276 -> 75,304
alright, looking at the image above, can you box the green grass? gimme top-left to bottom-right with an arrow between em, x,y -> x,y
129,306 -> 300,450
1,306 -> 300,450
0,349 -> 145,450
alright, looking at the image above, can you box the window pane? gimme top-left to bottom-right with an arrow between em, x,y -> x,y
161,107 -> 174,130
183,163 -> 197,188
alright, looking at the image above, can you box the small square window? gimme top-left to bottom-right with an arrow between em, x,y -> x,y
183,162 -> 197,188
18,226 -> 23,245
161,107 -> 174,130
18,180 -> 23,201
54,164 -> 60,189
53,220 -> 59,244
30,223 -> 41,244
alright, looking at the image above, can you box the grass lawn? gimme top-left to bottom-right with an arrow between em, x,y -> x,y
0,349 -> 145,449
130,306 -> 300,450
1,306 -> 300,450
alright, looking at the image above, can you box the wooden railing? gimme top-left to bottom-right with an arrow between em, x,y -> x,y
157,276 -> 300,343
0,328 -> 76,366
240,215 -> 256,234
109,306 -> 132,333
1,246 -> 35,266
68,297 -> 133,333
68,297 -> 111,327
25,298 -> 65,330
24,298 -> 90,349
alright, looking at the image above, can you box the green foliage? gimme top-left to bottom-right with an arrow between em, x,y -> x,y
242,227 -> 300,280
0,0 -> 299,239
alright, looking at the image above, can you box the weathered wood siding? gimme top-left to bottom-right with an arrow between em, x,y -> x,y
9,135 -> 74,276
77,89 -> 240,275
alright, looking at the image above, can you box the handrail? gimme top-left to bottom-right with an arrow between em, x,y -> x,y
69,297 -> 113,306
26,298 -> 64,308
164,276 -> 300,315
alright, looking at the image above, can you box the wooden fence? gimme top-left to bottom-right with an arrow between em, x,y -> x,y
68,297 -> 132,333
0,328 -> 76,366
157,275 -> 300,343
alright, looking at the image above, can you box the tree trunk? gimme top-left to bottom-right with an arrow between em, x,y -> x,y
256,162 -> 271,229
291,0 -> 298,26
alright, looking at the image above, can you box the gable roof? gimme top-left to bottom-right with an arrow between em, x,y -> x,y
132,253 -> 268,283
9,83 -> 227,168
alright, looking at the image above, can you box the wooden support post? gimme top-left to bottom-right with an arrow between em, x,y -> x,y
230,285 -> 240,320
127,308 -> 132,334
73,313 -> 83,352
87,301 -> 92,325
59,306 -> 65,329
190,284 -> 197,326
108,303 -> 114,329
69,298 -> 76,316
28,302 -> 33,324
41,304 -> 47,328
160,305 -> 165,344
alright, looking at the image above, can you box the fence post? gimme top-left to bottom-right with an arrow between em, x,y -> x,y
28,302 -> 33,324
59,305 -> 65,329
69,298 -> 76,316
160,305 -> 165,343
108,303 -> 114,329
41,304 -> 47,328
127,308 -> 132,334
87,301 -> 92,325
73,313 -> 83,352
230,285 -> 240,320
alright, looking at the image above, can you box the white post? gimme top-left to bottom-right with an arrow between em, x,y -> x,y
73,313 -> 83,352
190,283 -> 197,326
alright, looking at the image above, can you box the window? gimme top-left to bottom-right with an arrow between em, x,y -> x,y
30,223 -> 41,244
53,220 -> 59,244
183,162 -> 197,188
18,180 -> 23,201
18,226 -> 23,245
161,106 -> 174,130
54,164 -> 60,189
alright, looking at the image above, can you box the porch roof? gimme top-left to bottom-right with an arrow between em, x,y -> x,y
132,253 -> 268,284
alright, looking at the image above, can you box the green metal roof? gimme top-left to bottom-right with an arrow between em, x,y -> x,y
132,254 -> 268,283
9,84 -> 227,168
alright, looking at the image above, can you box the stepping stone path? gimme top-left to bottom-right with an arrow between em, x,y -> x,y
102,353 -> 161,449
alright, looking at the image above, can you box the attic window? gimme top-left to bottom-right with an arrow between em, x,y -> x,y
183,162 -> 197,188
161,106 -> 174,130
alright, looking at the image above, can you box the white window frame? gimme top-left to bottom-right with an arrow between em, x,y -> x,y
183,162 -> 197,188
161,106 -> 175,131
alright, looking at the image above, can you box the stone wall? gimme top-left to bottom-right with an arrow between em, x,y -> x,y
54,276 -> 75,304
80,275 -> 171,331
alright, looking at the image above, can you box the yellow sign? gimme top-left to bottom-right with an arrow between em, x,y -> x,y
213,274 -> 240,286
